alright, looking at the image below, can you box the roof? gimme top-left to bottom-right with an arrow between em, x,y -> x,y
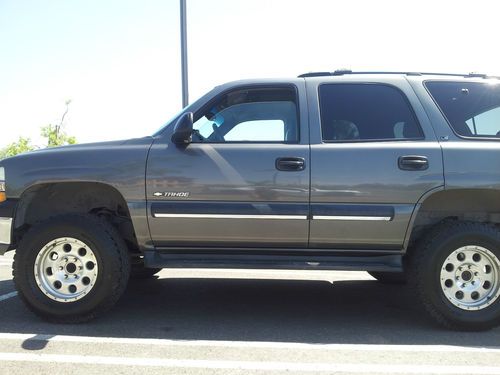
298,70 -> 499,79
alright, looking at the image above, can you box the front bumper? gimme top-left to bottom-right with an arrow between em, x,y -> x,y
0,199 -> 17,255
0,217 -> 12,253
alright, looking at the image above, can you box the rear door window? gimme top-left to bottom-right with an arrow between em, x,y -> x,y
319,84 -> 423,142
425,81 -> 500,138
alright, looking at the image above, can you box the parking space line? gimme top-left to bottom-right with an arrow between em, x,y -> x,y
0,292 -> 17,302
0,333 -> 499,353
0,352 -> 500,373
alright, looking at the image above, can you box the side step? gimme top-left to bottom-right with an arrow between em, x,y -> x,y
144,250 -> 403,272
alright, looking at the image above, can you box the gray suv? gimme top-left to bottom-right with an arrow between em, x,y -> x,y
1,71 -> 500,330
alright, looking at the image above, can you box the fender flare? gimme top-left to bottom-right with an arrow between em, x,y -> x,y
402,185 -> 445,253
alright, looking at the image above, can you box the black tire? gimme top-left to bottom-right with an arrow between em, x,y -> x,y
130,265 -> 161,280
13,214 -> 130,323
368,271 -> 406,284
408,221 -> 500,331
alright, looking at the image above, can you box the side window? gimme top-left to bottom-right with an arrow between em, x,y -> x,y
192,87 -> 299,143
319,84 -> 423,142
466,107 -> 500,136
224,120 -> 284,141
426,81 -> 500,138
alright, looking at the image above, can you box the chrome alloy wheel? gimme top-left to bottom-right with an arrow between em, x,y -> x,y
34,238 -> 98,302
440,245 -> 500,310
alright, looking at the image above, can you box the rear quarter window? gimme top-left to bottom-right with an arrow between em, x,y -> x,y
425,81 -> 500,139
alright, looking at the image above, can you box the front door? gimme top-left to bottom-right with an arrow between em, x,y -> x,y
307,79 -> 444,250
146,84 -> 310,248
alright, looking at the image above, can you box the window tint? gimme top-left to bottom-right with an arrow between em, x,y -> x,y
426,81 -> 500,138
319,84 -> 423,141
192,87 -> 298,143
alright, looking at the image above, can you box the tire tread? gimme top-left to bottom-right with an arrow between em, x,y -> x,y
407,220 -> 500,331
13,214 -> 130,323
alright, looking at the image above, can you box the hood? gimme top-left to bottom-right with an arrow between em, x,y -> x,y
3,137 -> 147,160
0,136 -> 154,198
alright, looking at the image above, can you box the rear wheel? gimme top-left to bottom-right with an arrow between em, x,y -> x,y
13,214 -> 130,323
408,221 -> 500,330
368,271 -> 406,284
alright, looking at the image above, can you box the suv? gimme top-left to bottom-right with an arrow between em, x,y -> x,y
1,71 -> 500,330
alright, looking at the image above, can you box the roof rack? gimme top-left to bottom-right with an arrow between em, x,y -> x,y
298,70 -> 499,79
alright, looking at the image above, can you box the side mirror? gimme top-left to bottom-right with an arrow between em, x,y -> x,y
171,112 -> 194,145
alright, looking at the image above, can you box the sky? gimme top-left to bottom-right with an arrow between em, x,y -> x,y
1,0 -> 500,148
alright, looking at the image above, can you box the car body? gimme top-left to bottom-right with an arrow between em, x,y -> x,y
1,71 -> 500,329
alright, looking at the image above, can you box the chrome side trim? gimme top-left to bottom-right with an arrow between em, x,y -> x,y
0,217 -> 12,245
153,213 -> 307,220
313,215 -> 392,221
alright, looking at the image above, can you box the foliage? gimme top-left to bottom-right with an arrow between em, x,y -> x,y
41,100 -> 76,148
41,124 -> 77,148
0,137 -> 36,159
0,100 -> 77,159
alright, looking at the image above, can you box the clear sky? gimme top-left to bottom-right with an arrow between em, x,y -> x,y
1,0 -> 499,148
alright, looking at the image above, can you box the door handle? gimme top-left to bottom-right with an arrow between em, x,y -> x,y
276,157 -> 305,171
398,155 -> 429,171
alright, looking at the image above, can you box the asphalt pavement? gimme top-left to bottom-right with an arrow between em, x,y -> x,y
1,251 -> 500,375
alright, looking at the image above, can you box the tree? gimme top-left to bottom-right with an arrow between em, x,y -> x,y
0,100 -> 77,159
41,100 -> 77,148
0,137 -> 36,159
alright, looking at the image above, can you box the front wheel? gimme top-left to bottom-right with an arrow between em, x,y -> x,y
408,221 -> 500,331
13,214 -> 130,323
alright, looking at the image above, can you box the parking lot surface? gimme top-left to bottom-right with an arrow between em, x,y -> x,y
1,251 -> 500,375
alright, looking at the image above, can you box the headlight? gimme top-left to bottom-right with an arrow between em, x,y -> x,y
0,167 -> 5,202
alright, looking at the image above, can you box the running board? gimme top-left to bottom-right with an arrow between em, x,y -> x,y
144,250 -> 403,272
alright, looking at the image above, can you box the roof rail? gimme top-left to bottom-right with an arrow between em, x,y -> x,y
298,70 -> 499,79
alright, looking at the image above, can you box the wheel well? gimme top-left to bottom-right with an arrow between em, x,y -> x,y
14,182 -> 139,253
408,189 -> 500,248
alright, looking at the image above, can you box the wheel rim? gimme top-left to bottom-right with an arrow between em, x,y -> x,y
440,245 -> 500,310
34,237 -> 99,302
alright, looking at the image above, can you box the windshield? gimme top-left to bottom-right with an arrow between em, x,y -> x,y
151,112 -> 182,137
151,88 -> 219,137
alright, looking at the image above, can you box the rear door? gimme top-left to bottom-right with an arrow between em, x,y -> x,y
146,82 -> 310,249
307,77 -> 444,250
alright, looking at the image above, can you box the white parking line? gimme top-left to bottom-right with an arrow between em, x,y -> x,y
0,292 -> 17,302
1,333 -> 499,353
0,352 -> 500,374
